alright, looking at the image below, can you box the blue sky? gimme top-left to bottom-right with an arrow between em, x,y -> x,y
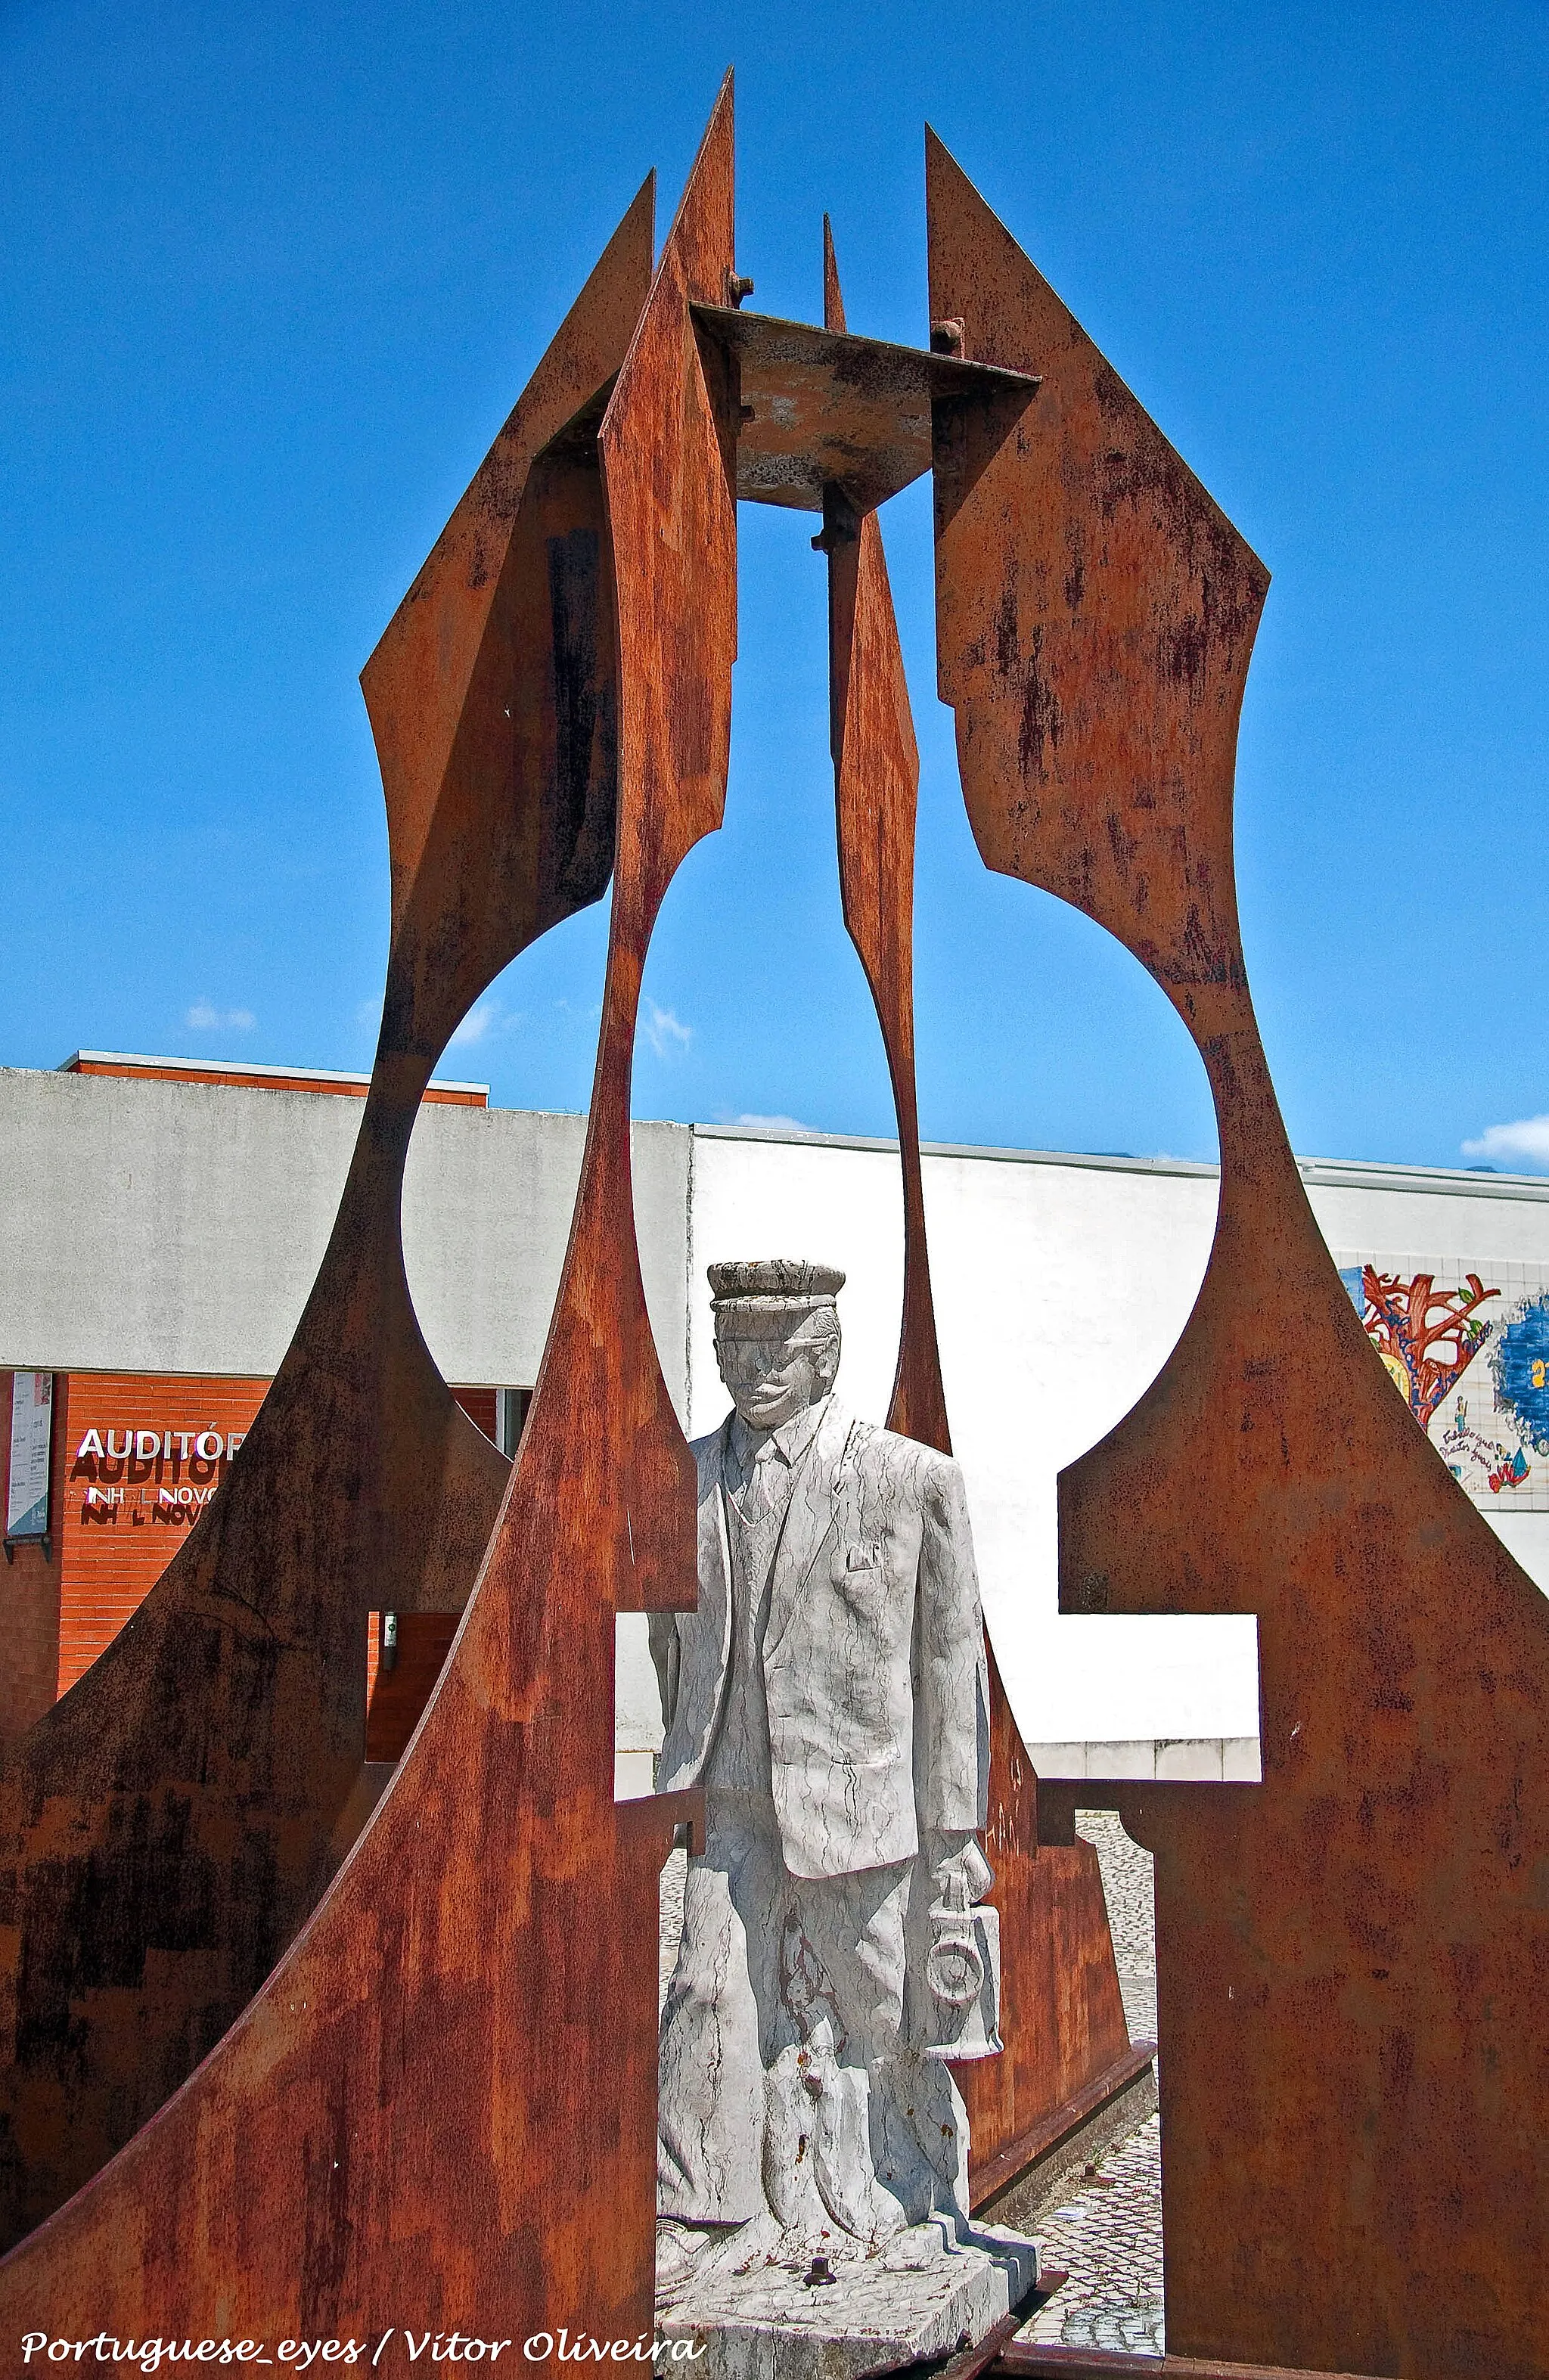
2,0 -> 1546,1169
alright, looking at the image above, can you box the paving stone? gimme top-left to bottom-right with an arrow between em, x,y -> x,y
1020,2112 -> 1164,2357
1020,1814 -> 1164,2358
1075,1809 -> 1155,1981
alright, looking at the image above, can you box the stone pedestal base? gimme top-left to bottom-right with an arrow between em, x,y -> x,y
657,2215 -> 1038,2380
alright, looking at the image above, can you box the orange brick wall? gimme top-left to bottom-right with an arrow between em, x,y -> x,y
454,1385 -> 498,1441
56,1374 -> 504,1704
58,1373 -> 271,1698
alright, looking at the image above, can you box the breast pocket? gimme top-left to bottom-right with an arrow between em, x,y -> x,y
831,1538 -> 890,1619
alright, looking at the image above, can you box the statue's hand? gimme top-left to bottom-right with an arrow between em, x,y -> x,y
924,1829 -> 993,1907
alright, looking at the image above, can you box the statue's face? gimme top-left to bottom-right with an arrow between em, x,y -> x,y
716,1317 -> 839,1431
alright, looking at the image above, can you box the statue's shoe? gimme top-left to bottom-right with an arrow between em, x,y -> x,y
655,2220 -> 716,2299
658,2214 -> 781,2304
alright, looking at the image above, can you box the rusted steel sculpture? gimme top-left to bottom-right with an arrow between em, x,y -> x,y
0,85 -> 733,2343
8,79 -> 1544,2380
819,219 -> 948,1460
819,221 -> 1144,2208
997,2346 -> 1380,2380
0,82 -> 1143,2343
0,180 -> 653,2250
927,132 -> 1549,2378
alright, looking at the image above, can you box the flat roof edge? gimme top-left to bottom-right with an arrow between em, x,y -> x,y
691,1122 -> 1549,1200
692,1122 -> 1218,1178
16,1075 -> 1549,1200
56,1051 -> 490,1096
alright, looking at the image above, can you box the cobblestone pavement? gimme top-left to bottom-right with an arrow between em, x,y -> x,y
1020,1812 -> 1163,2355
1022,2112 -> 1164,2356
658,1812 -> 1166,2356
1078,1808 -> 1158,2051
1079,1809 -> 1155,1971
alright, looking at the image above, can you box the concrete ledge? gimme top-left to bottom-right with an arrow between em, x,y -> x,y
1027,1738 -> 1262,1783
614,1748 -> 656,1799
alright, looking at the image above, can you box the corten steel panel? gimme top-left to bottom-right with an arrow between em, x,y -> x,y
0,78 -> 734,2338
0,182 -> 654,2254
998,2351 -> 1383,2380
695,300 -> 1034,516
928,132 -> 1549,2376
821,223 -> 1138,2209
595,76 -> 737,1615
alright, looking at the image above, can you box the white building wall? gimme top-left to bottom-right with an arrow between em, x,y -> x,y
685,1128 -> 1549,1779
687,1128 -> 1256,1776
6,1065 -> 1549,1780
0,1069 -> 691,1406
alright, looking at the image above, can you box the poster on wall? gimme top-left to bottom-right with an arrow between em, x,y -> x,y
7,1370 -> 54,1541
1339,1253 -> 1549,1512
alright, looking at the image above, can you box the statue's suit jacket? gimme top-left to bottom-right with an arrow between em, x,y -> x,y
650,1397 -> 989,1882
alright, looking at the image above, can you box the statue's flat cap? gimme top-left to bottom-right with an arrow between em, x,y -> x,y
708,1258 -> 846,1310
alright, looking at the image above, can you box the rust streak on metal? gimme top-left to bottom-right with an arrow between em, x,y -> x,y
0,87 -> 734,2342
0,80 -> 734,2337
595,73 -> 737,1616
0,176 -> 654,2257
821,216 -> 1137,2213
997,2349 -> 1383,2380
823,226 -> 944,1457
929,125 -> 1549,2376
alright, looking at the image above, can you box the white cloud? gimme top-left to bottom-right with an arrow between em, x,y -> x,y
449,1002 -> 495,1047
643,1001 -> 693,1059
1461,1116 -> 1549,1171
186,1001 -> 256,1032
449,998 -> 524,1048
732,1112 -> 812,1134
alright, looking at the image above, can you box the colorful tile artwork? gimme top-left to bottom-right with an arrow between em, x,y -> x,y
1338,1254 -> 1549,1511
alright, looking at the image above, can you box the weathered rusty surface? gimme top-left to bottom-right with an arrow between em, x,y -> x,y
998,2349 -> 1383,2380
0,82 -> 734,2338
0,182 -> 654,2261
821,221 -> 946,1457
821,219 -> 1138,2213
697,299 -> 1034,516
930,129 -> 1549,2376
967,2035 -> 1154,2214
595,79 -> 737,1617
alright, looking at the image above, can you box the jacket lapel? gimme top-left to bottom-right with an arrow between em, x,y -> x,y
762,1400 -> 858,1667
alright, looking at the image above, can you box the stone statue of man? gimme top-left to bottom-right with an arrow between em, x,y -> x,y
652,1259 -> 998,2294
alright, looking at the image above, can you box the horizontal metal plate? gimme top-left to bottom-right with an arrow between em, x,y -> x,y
694,304 -> 1038,514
